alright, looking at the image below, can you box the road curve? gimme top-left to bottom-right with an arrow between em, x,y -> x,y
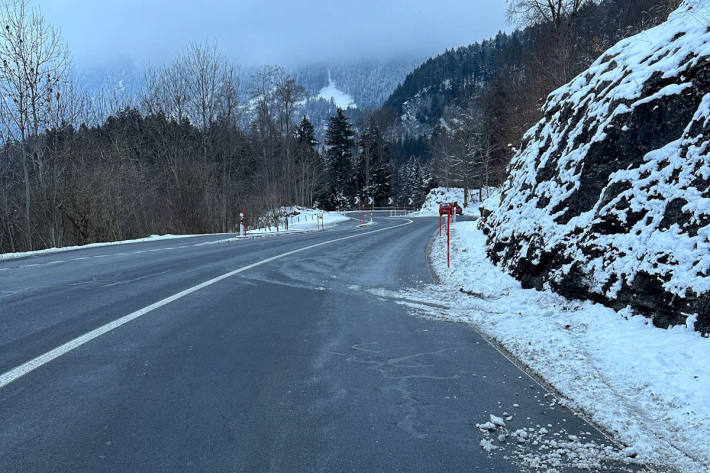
0,216 -> 640,472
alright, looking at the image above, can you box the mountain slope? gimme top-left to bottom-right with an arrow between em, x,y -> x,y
381,0 -> 684,141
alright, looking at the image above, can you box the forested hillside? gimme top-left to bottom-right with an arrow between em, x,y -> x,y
0,0 -> 683,255
379,0 -> 683,196
0,0 -> 432,254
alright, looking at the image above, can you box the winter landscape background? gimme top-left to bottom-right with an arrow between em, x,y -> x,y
2,0 -> 709,471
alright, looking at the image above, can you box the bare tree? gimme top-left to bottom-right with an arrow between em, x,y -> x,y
143,61 -> 190,123
184,42 -> 224,132
507,0 -> 587,84
430,128 -> 465,189
273,70 -> 305,202
507,0 -> 585,29
216,64 -> 241,232
0,0 -> 70,249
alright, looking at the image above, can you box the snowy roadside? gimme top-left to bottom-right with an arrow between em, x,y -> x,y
405,220 -> 710,473
1,210 -> 353,262
242,209 -> 352,236
0,233 -> 230,262
409,186 -> 494,217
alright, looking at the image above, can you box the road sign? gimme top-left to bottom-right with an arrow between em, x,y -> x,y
354,196 -> 360,204
387,197 -> 393,205
367,196 -> 374,205
408,198 -> 414,205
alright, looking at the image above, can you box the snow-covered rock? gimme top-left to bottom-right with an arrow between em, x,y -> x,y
480,1 -> 710,333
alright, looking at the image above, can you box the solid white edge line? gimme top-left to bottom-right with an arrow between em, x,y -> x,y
0,218 -> 414,390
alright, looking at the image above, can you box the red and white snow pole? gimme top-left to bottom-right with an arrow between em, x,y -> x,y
447,209 -> 451,268
240,206 -> 247,237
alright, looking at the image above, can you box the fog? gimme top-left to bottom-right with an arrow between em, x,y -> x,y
38,0 -> 509,70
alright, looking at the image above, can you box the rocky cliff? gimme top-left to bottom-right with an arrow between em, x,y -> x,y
480,0 -> 710,333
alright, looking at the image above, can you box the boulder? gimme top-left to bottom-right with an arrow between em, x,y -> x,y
480,1 -> 710,333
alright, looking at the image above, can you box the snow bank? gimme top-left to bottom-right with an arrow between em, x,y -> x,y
0,233 -> 221,262
249,207 -> 351,234
408,221 -> 710,472
0,209 -> 352,261
481,0 -> 710,332
411,187 -> 494,217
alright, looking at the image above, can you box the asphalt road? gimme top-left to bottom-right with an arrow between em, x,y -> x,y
0,216 -> 642,472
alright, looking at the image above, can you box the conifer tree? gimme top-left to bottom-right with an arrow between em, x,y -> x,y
357,118 -> 391,205
294,116 -> 320,207
324,108 -> 355,207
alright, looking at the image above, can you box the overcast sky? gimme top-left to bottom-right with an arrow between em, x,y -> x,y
38,0 -> 509,71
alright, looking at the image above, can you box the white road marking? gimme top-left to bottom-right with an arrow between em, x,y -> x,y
0,219 -> 413,389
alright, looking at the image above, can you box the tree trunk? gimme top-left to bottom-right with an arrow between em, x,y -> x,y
21,147 -> 32,250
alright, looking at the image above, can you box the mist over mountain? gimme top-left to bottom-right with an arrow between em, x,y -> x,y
75,54 -> 425,143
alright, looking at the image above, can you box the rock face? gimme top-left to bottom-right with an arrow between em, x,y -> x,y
480,1 -> 710,333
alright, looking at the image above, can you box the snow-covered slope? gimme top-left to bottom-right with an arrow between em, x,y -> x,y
413,187 -> 494,216
318,71 -> 357,110
481,1 -> 710,333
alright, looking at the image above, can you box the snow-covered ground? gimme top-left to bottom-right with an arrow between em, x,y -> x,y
248,207 -> 352,234
318,71 -> 357,109
404,220 -> 710,473
410,187 -> 494,217
1,209 -> 352,262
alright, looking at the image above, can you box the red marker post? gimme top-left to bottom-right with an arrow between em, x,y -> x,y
447,209 -> 451,268
240,206 -> 247,237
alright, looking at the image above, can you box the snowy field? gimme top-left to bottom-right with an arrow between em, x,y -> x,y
318,74 -> 357,109
404,220 -> 710,473
410,187 -> 494,217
